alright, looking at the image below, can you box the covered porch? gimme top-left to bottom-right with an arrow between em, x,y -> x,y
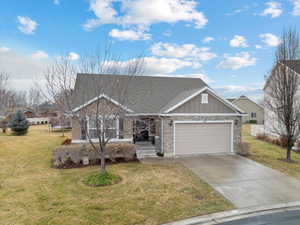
131,116 -> 162,158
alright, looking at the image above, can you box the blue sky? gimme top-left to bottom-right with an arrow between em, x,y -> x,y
1,0 -> 300,101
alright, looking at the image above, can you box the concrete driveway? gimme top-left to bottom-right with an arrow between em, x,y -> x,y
178,154 -> 300,208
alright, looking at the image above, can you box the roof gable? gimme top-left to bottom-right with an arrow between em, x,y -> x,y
232,96 -> 264,110
264,60 -> 300,90
163,87 -> 244,114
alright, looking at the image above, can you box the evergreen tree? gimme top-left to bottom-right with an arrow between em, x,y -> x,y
9,110 -> 29,135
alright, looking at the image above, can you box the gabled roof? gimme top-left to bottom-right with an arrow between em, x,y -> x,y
264,60 -> 300,90
72,74 -> 244,114
232,95 -> 264,110
226,98 -> 236,103
163,87 -> 244,113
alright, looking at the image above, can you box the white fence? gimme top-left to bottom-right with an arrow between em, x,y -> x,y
250,125 -> 264,137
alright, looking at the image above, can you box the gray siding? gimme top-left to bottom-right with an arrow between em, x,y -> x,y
171,91 -> 235,114
233,98 -> 264,124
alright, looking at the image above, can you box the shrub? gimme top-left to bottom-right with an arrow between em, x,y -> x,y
248,120 -> 257,124
9,110 -> 29,135
256,133 -> 268,141
236,142 -> 250,156
53,142 -> 136,168
256,133 -> 289,148
84,172 -> 121,187
62,138 -> 72,145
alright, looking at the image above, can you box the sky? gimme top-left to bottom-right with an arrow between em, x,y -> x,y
1,0 -> 300,101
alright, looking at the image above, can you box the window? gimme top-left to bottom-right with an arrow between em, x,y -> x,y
201,93 -> 208,104
251,112 -> 257,118
88,116 -> 119,139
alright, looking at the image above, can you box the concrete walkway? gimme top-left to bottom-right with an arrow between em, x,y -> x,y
178,154 -> 300,208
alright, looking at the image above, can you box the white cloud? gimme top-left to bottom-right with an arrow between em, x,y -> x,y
83,0 -> 208,31
17,16 -> 38,35
0,46 -> 10,52
68,52 -> 80,61
150,42 -> 217,61
216,85 -> 261,93
202,37 -> 214,43
260,33 -> 281,47
229,35 -> 248,48
217,52 -> 257,70
109,29 -> 151,41
0,49 -> 49,90
106,56 -> 201,75
143,57 -> 201,74
255,45 -> 262,49
261,1 -> 282,18
53,0 -> 60,5
31,50 -> 49,59
291,0 -> 300,16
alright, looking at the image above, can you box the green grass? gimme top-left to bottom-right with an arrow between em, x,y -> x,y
84,172 -> 121,186
0,125 -> 233,225
243,124 -> 300,180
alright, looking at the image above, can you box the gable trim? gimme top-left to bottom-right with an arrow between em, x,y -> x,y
72,94 -> 134,113
164,87 -> 245,114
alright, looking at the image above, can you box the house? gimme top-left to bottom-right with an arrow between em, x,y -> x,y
71,74 -> 245,157
264,60 -> 300,137
227,96 -> 264,124
23,109 -> 35,118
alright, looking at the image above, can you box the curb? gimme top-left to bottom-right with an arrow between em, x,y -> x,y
162,201 -> 300,225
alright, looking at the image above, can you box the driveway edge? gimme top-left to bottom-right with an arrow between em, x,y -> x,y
162,201 -> 300,225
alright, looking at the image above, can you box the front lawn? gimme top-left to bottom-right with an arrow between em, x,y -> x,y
243,124 -> 300,180
0,125 -> 233,225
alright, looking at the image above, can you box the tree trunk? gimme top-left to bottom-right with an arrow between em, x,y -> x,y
100,146 -> 106,174
100,152 -> 106,174
60,120 -> 65,137
286,138 -> 293,162
287,147 -> 292,162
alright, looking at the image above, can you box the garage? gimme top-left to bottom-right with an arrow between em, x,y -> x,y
174,121 -> 233,155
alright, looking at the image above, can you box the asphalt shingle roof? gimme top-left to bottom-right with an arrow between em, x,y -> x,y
73,74 -> 208,113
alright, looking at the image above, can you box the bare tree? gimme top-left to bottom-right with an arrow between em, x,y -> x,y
27,86 -> 42,113
0,72 -> 10,112
73,49 -> 144,174
42,56 -> 77,136
265,28 -> 300,162
43,47 -> 144,174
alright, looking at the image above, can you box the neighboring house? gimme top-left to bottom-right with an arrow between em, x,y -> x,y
71,74 -> 245,157
23,109 -> 35,118
227,96 -> 264,124
264,60 -> 300,137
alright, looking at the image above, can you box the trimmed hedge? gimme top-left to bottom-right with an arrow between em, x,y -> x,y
53,142 -> 136,168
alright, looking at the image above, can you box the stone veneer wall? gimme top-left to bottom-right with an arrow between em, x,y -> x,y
162,116 -> 242,157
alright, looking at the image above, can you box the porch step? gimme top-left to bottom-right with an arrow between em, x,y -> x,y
136,149 -> 158,158
137,153 -> 158,158
136,142 -> 158,159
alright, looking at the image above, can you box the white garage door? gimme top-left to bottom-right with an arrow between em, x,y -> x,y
174,122 -> 232,155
